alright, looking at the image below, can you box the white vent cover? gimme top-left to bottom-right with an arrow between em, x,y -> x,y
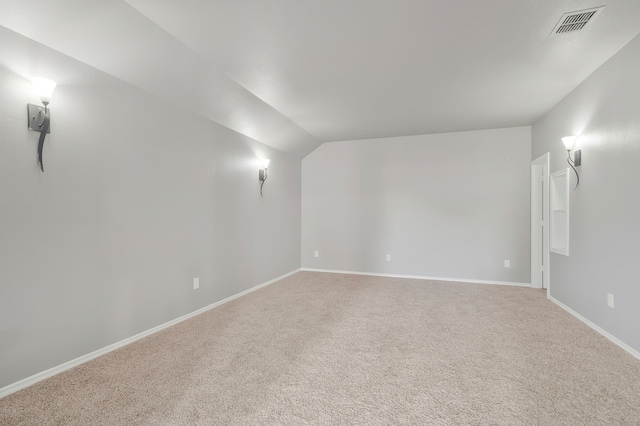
551,6 -> 605,35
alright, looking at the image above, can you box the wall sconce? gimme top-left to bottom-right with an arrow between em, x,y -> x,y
28,77 -> 57,172
562,136 -> 581,189
259,158 -> 270,197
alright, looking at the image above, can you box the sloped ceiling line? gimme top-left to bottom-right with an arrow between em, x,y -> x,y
0,0 -> 323,158
2,0 -> 640,156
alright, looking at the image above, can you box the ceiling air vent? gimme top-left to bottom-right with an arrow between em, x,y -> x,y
551,6 -> 605,35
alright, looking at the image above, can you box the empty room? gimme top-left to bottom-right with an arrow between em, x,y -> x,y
1,1 -> 640,424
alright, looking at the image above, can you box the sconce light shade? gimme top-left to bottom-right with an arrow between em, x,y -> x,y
262,158 -> 271,169
561,136 -> 576,151
31,77 -> 57,105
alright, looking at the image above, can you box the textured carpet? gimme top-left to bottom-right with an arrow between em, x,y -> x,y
1,272 -> 640,425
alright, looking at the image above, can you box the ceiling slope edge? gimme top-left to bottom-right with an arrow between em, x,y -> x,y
0,0 -> 321,158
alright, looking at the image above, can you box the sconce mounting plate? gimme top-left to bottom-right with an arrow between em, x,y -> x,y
573,150 -> 581,166
27,104 -> 50,133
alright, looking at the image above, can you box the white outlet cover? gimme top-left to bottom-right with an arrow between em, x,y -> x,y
607,293 -> 614,308
386,254 -> 391,261
314,251 -> 319,257
504,260 -> 510,268
193,277 -> 200,289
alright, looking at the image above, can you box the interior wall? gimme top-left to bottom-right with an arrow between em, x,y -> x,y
532,34 -> 640,354
302,127 -> 531,283
0,26 -> 301,389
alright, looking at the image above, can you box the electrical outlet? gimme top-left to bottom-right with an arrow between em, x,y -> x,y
386,254 -> 391,261
314,251 -> 319,258
193,277 -> 199,290
607,293 -> 614,308
504,260 -> 510,268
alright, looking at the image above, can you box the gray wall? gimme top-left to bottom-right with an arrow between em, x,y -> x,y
302,127 -> 531,283
0,27 -> 301,389
532,34 -> 640,353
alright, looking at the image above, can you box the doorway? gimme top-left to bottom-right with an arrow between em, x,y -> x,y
531,153 -> 550,291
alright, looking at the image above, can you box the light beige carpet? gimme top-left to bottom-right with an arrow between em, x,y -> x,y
1,272 -> 640,425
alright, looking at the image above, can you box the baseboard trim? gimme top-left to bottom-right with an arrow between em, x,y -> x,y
300,268 -> 531,287
0,268 -> 301,399
548,295 -> 640,361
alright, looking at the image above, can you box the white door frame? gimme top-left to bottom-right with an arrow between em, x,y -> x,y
531,153 -> 550,293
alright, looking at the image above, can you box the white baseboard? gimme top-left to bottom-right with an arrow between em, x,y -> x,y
0,268 -> 301,399
548,295 -> 640,361
300,268 -> 531,287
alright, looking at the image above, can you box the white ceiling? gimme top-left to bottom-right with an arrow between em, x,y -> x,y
1,0 -> 640,157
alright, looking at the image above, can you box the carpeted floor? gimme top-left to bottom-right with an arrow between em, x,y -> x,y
1,271 -> 640,425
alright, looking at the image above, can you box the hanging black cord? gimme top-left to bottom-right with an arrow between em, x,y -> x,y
567,154 -> 579,189
37,109 -> 50,172
260,173 -> 268,197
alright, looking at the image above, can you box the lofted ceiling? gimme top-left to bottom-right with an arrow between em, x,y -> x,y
1,0 -> 640,157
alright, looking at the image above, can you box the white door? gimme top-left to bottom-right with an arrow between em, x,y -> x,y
531,153 -> 550,290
